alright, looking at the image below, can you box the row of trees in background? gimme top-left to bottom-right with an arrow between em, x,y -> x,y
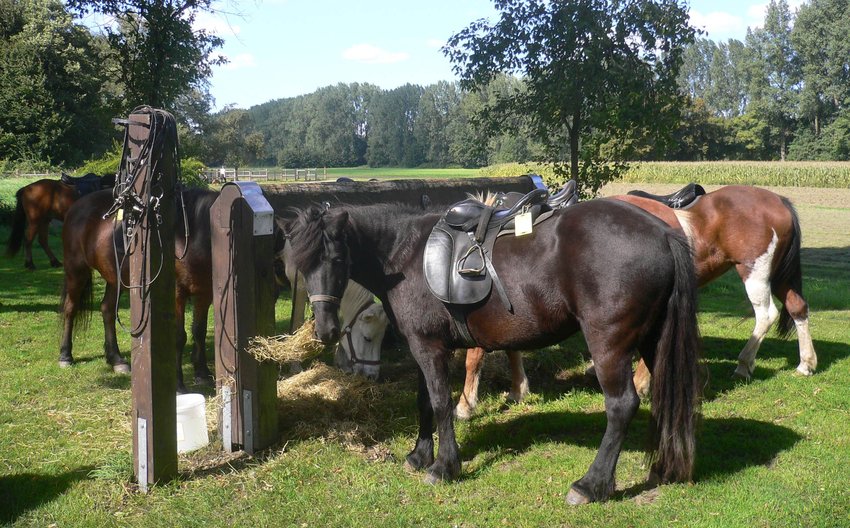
2,0 -> 849,180
675,0 -> 850,161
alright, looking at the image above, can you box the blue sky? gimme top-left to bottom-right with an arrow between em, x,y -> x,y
199,0 -> 806,111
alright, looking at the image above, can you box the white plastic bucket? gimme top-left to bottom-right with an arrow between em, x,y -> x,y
176,393 -> 209,453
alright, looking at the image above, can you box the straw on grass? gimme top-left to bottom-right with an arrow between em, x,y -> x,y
247,319 -> 326,364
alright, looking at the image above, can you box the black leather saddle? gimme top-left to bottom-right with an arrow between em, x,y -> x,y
61,172 -> 111,196
424,180 -> 578,309
627,182 -> 706,209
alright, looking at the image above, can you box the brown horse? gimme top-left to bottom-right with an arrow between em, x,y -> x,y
457,185 -> 815,418
58,187 -> 220,392
6,175 -> 114,270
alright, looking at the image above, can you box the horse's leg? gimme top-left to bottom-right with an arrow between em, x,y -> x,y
175,291 -> 189,393
59,282 -> 81,368
455,347 -> 484,420
633,358 -> 651,398
406,341 -> 460,484
507,350 -> 529,403
101,282 -> 130,373
23,221 -> 38,270
405,368 -> 435,471
780,288 -> 817,375
567,343 -> 639,504
37,223 -> 61,267
735,263 -> 779,379
191,293 -> 213,385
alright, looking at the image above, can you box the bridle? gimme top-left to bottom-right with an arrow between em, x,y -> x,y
308,293 -> 342,306
339,299 -> 381,366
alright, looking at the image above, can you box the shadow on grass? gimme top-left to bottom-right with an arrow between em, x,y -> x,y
460,409 -> 801,486
0,468 -> 93,524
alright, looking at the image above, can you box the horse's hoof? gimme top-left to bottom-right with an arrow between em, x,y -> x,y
566,487 -> 591,505
50,260 -> 62,268
795,364 -> 814,376
194,375 -> 214,386
732,366 -> 751,381
584,363 -> 596,379
454,405 -> 473,421
58,359 -> 73,368
113,363 -> 131,374
423,472 -> 442,485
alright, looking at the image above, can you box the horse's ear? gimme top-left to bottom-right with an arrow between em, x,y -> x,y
273,216 -> 290,252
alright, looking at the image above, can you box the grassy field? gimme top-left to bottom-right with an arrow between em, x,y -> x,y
1,173 -> 849,526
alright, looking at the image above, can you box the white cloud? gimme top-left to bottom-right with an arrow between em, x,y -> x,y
218,53 -> 256,70
689,10 -> 746,39
426,38 -> 445,49
342,44 -> 410,64
746,0 -> 806,29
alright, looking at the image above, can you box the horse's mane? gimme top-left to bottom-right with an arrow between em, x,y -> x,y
288,202 -> 437,276
288,206 -> 330,272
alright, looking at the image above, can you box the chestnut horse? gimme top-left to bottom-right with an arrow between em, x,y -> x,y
457,185 -> 815,418
58,187 -> 221,392
6,175 -> 114,270
287,199 -> 701,504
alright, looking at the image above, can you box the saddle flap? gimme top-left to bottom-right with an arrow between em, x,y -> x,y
423,223 -> 492,305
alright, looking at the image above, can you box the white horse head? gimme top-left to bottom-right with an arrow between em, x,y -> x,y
279,235 -> 388,379
335,282 -> 388,380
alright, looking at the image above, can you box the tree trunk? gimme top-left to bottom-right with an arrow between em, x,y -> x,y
569,110 -> 581,180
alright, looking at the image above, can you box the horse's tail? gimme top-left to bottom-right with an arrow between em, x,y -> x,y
58,269 -> 94,335
649,231 -> 702,483
772,197 -> 803,339
6,188 -> 27,257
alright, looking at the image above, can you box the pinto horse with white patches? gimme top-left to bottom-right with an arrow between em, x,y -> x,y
456,184 -> 815,419
287,199 -> 701,504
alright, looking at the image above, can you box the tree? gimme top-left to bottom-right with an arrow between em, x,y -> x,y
745,0 -> 801,160
366,84 -> 424,167
0,0 -> 115,165
445,0 -> 696,192
66,0 -> 224,111
791,0 -> 850,137
206,108 -> 264,173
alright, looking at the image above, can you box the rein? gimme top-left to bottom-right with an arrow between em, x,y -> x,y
340,299 -> 381,366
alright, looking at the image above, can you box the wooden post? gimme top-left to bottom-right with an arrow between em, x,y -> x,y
126,108 -> 178,491
211,182 -> 279,454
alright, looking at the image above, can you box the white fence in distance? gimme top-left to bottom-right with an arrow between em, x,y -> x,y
202,167 -> 327,183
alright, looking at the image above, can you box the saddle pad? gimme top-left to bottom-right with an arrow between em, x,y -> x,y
423,223 -> 492,305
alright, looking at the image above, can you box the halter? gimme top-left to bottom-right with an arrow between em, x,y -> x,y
339,299 -> 381,366
308,293 -> 342,306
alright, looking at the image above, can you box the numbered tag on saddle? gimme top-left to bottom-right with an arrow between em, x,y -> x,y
514,206 -> 533,236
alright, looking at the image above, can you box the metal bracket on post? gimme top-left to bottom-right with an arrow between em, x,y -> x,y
212,181 -> 279,454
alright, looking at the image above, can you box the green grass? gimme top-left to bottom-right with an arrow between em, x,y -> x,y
1,176 -> 850,526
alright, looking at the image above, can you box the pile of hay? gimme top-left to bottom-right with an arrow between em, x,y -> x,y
247,320 -> 326,364
276,363 -> 406,449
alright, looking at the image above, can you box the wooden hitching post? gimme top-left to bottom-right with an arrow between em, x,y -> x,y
211,181 -> 279,454
127,109 -> 178,491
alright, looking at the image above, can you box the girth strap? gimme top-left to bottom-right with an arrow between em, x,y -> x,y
447,304 -> 476,348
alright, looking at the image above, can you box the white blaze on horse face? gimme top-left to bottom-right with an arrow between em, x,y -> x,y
736,230 -> 780,378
